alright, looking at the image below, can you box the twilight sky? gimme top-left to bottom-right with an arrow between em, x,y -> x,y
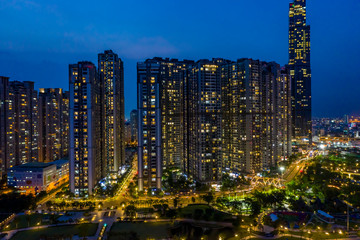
0,0 -> 359,118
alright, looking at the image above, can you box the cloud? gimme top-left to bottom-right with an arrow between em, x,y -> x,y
117,36 -> 178,59
59,32 -> 178,59
0,0 -> 40,10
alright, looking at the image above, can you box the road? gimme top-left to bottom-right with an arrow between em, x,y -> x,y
37,187 -> 65,206
284,158 -> 308,182
284,151 -> 320,183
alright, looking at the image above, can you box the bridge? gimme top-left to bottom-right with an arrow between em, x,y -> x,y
250,176 -> 285,188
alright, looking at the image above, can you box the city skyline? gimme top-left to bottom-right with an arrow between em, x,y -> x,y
0,0 -> 359,118
1,1 -> 360,239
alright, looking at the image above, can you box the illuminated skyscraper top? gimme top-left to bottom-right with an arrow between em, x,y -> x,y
289,0 -> 312,140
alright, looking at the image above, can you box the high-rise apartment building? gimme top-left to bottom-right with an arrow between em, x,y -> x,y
38,88 -> 69,162
130,109 -> 138,143
0,76 -> 10,179
98,50 -> 125,175
62,91 -> 70,157
0,78 -> 40,178
124,121 -> 132,145
187,59 -> 230,183
221,59 -> 262,173
137,58 -> 193,191
289,0 -> 312,140
7,81 -> 40,167
279,67 -> 293,159
221,59 -> 292,174
261,62 -> 291,167
137,57 -> 292,189
69,62 -> 103,196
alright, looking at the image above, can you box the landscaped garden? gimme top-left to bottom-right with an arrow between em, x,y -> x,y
179,204 -> 233,222
7,213 -> 60,230
108,222 -> 171,240
10,223 -> 98,240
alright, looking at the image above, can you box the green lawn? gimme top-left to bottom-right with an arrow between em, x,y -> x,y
108,222 -> 171,240
179,204 -> 233,222
10,223 -> 98,240
8,213 -> 59,230
287,230 -> 348,239
180,204 -> 209,215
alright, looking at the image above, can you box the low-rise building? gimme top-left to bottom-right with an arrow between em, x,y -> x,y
7,159 -> 69,194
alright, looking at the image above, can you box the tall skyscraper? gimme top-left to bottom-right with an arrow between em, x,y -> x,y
0,76 -> 10,179
62,91 -> 70,157
221,59 -> 262,174
187,59 -> 229,183
38,88 -> 69,163
289,0 -> 312,140
0,78 -> 40,178
130,109 -> 138,143
279,67 -> 293,159
221,59 -> 292,174
69,62 -> 103,196
137,58 -> 192,191
261,62 -> 292,166
124,121 -> 132,145
98,50 -> 125,176
8,81 -> 39,166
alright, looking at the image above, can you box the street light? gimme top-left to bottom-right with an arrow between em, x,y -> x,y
279,166 -> 285,179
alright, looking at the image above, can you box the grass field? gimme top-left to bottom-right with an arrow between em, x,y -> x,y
10,223 -> 98,240
179,204 -> 233,222
7,213 -> 60,230
108,222 -> 171,240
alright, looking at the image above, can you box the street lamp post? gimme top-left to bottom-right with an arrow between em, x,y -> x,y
279,166 -> 285,179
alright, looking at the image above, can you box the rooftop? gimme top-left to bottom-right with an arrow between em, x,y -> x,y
9,162 -> 52,170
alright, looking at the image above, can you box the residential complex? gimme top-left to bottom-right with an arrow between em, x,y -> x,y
137,58 -> 293,190
68,50 -> 126,196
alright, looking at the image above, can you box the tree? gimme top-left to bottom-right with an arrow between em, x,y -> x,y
46,201 -> 53,211
221,174 -> 236,191
173,198 -> 179,208
201,192 -> 214,205
125,205 -> 137,219
193,209 -> 203,220
244,198 -> 261,216
232,216 -> 242,228
72,201 -> 79,208
12,217 -> 20,229
25,214 -> 31,227
165,209 -> 177,218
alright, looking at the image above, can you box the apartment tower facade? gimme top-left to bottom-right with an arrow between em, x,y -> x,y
38,88 -> 69,162
69,62 -> 103,196
98,50 -> 125,175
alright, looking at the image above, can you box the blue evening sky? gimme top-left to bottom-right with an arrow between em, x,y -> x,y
0,0 -> 359,118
